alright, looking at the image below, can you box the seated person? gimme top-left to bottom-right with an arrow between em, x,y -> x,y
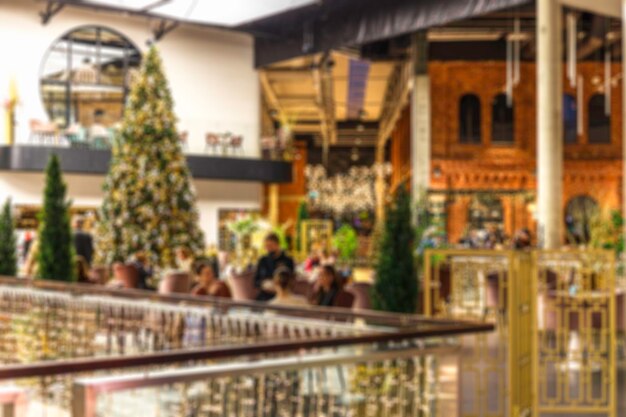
191,260 -> 231,298
311,265 -> 343,307
303,250 -> 321,273
175,246 -> 194,274
129,251 -> 153,290
269,267 -> 308,307
254,233 -> 295,301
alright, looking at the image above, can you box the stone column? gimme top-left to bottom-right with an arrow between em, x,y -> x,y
268,184 -> 279,226
375,141 -> 386,222
537,0 -> 563,248
411,32 -> 431,206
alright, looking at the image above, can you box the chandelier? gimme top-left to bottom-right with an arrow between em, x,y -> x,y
305,163 -> 392,216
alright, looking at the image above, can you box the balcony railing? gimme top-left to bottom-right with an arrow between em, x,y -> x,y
0,145 -> 292,183
73,344 -> 454,417
0,277 -> 491,417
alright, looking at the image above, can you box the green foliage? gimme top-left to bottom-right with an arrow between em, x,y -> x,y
0,199 -> 17,276
272,225 -> 289,250
332,224 -> 358,262
96,46 -> 204,268
295,200 -> 308,252
37,155 -> 75,281
226,215 -> 259,237
372,183 -> 416,313
589,209 -> 624,253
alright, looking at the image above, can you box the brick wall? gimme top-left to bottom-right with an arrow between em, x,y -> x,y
392,61 -> 624,243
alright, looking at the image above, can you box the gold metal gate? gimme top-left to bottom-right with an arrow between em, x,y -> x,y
424,249 -> 616,417
424,250 -> 533,417
534,250 -> 616,417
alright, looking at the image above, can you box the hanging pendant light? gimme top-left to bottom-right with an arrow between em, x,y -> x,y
506,17 -> 522,107
577,75 -> 583,135
513,17 -> 521,85
604,42 -> 611,116
566,12 -> 578,88
506,37 -> 513,107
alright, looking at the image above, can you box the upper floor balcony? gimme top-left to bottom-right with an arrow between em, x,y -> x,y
1,126 -> 293,183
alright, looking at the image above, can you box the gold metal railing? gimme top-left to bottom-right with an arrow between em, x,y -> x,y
424,249 -> 617,417
425,250 -> 532,417
534,250 -> 616,417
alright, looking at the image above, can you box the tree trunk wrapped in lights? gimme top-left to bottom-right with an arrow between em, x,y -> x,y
96,46 -> 204,269
371,182 -> 417,313
37,155 -> 75,281
0,199 -> 17,276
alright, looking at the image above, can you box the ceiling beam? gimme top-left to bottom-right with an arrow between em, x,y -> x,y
377,60 -> 412,149
312,53 -> 337,165
40,1 -> 66,25
151,19 -> 179,41
259,71 -> 284,119
39,0 -> 230,31
558,0 -> 620,18
141,0 -> 171,12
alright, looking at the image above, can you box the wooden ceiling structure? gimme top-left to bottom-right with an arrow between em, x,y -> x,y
258,3 -> 623,155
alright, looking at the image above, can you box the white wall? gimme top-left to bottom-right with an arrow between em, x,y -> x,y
0,173 -> 261,246
0,0 -> 260,157
0,0 -> 263,245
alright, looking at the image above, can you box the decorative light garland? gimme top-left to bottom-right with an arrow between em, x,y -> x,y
305,163 -> 392,216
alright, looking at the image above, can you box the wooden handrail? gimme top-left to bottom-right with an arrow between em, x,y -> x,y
0,322 -> 492,380
0,276 -> 471,327
0,276 -> 493,381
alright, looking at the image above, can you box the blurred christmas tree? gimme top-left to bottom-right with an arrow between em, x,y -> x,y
371,182 -> 416,313
96,46 -> 204,268
38,155 -> 75,281
0,199 -> 17,276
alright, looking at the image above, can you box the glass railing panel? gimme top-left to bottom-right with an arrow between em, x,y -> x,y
0,285 -> 377,364
74,342 -> 459,417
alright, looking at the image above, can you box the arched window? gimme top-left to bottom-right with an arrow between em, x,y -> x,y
459,94 -> 481,144
40,26 -> 142,128
565,195 -> 598,244
588,94 -> 611,144
491,94 -> 514,144
563,94 -> 577,144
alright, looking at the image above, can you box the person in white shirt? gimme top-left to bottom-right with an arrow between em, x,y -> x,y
269,267 -> 309,307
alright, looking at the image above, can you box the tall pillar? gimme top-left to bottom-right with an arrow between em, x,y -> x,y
268,184 -> 279,226
375,141 -> 386,222
537,0 -> 563,248
411,32 -> 431,205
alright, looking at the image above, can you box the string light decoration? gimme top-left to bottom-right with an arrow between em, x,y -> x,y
305,163 -> 392,216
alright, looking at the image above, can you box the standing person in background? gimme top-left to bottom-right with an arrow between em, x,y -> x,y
22,231 -> 33,263
73,216 -> 94,266
254,233 -> 294,301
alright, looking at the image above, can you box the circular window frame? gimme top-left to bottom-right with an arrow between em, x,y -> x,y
39,24 -> 142,129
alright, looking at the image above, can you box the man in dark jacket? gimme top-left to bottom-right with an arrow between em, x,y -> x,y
73,216 -> 94,266
254,233 -> 294,301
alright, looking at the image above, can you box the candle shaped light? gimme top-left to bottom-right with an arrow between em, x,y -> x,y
4,78 -> 18,145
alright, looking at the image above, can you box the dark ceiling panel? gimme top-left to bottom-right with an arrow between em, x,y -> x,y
242,0 -> 533,67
